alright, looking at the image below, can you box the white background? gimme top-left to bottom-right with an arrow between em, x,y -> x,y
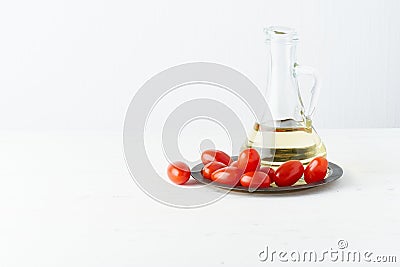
1,1 -> 400,267
1,0 -> 400,131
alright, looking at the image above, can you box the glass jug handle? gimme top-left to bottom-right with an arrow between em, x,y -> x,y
294,64 -> 320,119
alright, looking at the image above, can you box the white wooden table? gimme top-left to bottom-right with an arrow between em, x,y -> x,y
0,129 -> 399,266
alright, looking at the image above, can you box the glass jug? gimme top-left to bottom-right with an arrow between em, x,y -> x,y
242,26 -> 326,166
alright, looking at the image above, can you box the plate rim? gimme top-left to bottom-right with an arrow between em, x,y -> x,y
191,159 -> 343,193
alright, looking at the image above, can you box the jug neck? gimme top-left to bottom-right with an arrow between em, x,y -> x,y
269,42 -> 296,83
263,26 -> 305,125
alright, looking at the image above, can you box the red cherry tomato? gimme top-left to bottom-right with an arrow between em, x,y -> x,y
201,161 -> 226,179
240,171 -> 271,188
274,160 -> 304,187
304,157 -> 328,183
237,148 -> 260,173
201,149 -> 231,165
229,160 -> 239,167
259,166 -> 276,183
211,167 -> 242,186
167,161 -> 191,185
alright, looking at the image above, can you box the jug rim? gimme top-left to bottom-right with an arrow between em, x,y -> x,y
264,26 -> 299,43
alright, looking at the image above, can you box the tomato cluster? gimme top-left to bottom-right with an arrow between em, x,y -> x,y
201,148 -> 273,188
167,148 -> 328,188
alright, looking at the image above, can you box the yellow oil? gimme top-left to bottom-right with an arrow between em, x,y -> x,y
242,120 -> 326,167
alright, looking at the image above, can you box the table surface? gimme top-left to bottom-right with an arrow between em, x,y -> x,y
0,129 -> 399,267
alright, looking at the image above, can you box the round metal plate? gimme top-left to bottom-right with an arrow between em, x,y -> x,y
191,157 -> 343,193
